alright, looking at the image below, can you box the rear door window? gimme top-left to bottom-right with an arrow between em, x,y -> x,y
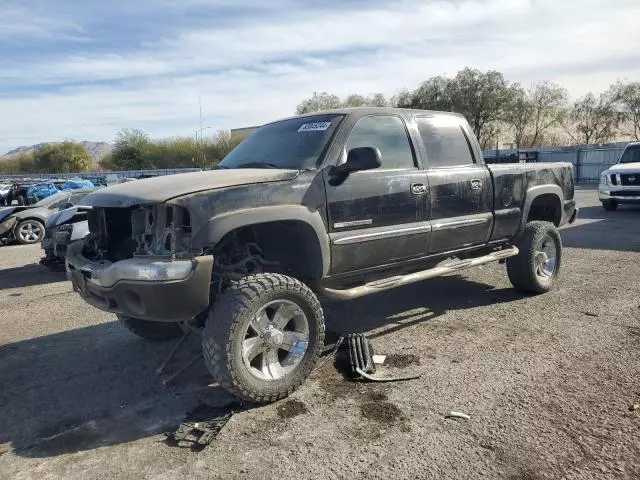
416,116 -> 475,168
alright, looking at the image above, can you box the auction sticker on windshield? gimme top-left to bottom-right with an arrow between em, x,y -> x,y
298,122 -> 332,132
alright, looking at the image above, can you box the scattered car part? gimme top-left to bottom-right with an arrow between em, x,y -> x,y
348,333 -> 421,382
446,411 -> 471,420
348,333 -> 376,375
166,403 -> 239,451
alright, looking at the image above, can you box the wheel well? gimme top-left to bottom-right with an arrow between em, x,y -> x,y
14,217 -> 45,227
527,194 -> 561,226
212,221 -> 324,284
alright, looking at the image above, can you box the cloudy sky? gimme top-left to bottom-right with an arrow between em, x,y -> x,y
2,0 -> 639,153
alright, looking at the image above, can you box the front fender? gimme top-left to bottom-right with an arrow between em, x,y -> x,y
205,205 -> 331,277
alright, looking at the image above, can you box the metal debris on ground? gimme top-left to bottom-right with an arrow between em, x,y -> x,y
166,403 -> 240,451
347,333 -> 421,383
372,354 -> 387,365
348,333 -> 376,375
156,327 -> 204,386
312,335 -> 345,373
445,411 -> 471,420
629,404 -> 640,412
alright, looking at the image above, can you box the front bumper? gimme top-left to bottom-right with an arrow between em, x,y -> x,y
0,216 -> 17,239
66,241 -> 214,322
599,186 -> 640,203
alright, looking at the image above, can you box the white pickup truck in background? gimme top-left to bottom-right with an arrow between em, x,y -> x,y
599,142 -> 640,210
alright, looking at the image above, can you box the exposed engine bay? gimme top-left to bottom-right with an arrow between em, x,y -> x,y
84,204 -> 195,262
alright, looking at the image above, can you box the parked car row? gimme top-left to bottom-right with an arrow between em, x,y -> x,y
0,188 -> 96,245
0,178 -> 95,206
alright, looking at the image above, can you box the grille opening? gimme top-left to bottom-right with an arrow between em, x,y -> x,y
87,207 -> 135,261
182,209 -> 191,234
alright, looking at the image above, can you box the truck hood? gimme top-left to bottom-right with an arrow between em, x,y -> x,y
608,162 -> 640,172
80,168 -> 300,208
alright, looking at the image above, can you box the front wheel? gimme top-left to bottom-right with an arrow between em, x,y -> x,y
507,221 -> 562,294
203,273 -> 325,404
602,200 -> 618,211
15,219 -> 45,244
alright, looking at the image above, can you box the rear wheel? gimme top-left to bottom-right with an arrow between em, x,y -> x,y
119,315 -> 185,341
203,273 -> 324,404
507,221 -> 562,294
602,200 -> 618,211
15,219 -> 45,245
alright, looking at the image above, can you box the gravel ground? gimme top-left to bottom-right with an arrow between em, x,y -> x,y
0,187 -> 639,480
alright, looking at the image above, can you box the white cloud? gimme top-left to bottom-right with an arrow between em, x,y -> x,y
1,0 -> 639,152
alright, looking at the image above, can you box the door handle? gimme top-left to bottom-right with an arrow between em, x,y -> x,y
470,179 -> 482,190
411,183 -> 427,195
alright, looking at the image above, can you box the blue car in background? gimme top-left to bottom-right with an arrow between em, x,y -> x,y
24,179 -> 95,204
62,179 -> 94,190
26,183 -> 59,204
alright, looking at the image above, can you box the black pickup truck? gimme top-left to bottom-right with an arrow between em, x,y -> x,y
67,107 -> 577,403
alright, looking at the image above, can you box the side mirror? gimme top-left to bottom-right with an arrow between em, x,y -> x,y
342,147 -> 382,173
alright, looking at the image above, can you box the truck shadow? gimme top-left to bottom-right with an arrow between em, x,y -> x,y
0,321 -> 235,459
0,264 -> 67,290
2,275 -> 521,459
322,274 -> 524,340
560,205 -> 640,252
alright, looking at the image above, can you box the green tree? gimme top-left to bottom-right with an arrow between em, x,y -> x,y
393,68 -> 518,148
503,87 -> 533,148
563,92 -> 620,145
296,92 -> 389,113
401,76 -> 452,111
447,68 -> 519,149
33,141 -> 92,173
527,82 -> 568,147
296,92 -> 341,114
109,128 -> 153,170
612,80 -> 640,141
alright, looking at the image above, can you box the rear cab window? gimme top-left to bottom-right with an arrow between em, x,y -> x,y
415,115 -> 476,168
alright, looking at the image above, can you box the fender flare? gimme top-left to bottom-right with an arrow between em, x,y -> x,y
518,184 -> 563,233
205,205 -> 331,277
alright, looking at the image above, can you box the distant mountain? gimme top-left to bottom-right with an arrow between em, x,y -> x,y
1,141 -> 113,165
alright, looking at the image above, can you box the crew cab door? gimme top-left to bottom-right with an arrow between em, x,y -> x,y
323,114 -> 430,275
415,115 -> 493,253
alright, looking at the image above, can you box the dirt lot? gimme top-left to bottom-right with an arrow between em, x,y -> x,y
1,187 -> 639,480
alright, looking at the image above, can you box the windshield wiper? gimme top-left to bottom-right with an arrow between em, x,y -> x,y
235,162 -> 280,169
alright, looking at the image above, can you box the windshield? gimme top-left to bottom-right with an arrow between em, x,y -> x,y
33,191 -> 67,207
219,114 -> 344,170
619,145 -> 640,164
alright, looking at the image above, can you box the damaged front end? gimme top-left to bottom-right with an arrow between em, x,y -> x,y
66,203 -> 213,322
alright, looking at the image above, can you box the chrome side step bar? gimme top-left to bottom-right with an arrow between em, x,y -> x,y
320,246 -> 519,300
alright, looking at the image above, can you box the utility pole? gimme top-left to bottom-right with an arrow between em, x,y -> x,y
199,97 -> 203,167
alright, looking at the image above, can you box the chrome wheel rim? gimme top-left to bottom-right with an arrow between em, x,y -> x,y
241,299 -> 309,381
17,221 -> 42,243
535,235 -> 557,279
